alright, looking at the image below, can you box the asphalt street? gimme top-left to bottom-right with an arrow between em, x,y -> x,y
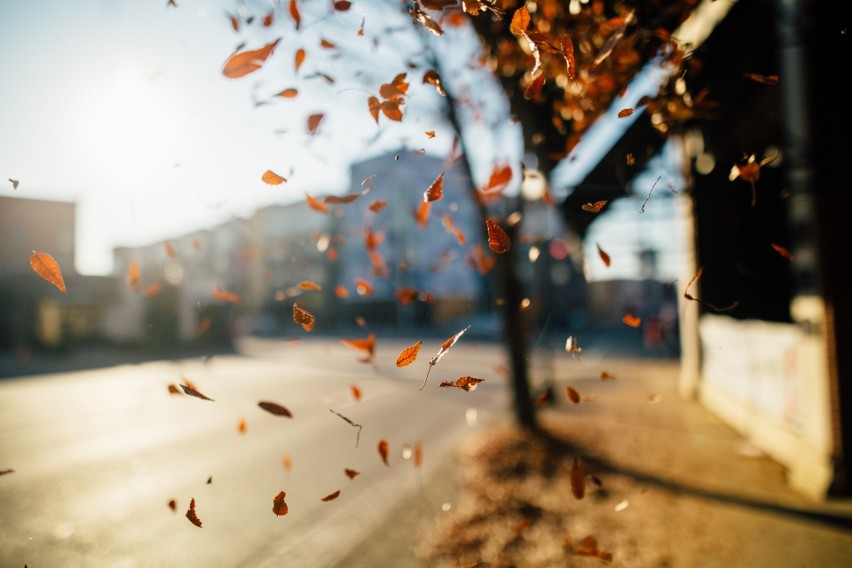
0,337 -> 509,568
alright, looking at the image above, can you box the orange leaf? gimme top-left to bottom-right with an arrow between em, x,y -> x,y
380,100 -> 403,121
414,440 -> 423,468
272,491 -> 289,516
486,219 -> 511,254
321,490 -> 341,502
197,316 -> 212,336
396,341 -> 422,367
282,456 -> 293,472
164,240 -> 177,259
567,386 -> 580,404
622,314 -> 641,328
212,285 -> 240,303
378,440 -> 389,466
600,371 -> 617,381
369,200 -> 387,213
395,288 -> 420,306
367,96 -> 381,124
180,383 -> 214,401
237,417 -> 247,434
186,498 -> 203,527
306,193 -> 328,213
423,325 -> 470,389
335,285 -> 349,298
409,2 -> 443,35
292,303 -> 315,332
30,251 -> 67,293
258,400 -> 293,418
225,12 -> 239,32
571,458 -> 585,499
617,108 -> 634,118
596,243 -> 611,267
289,0 -> 301,29
262,170 -> 287,184
355,278 -> 373,296
524,72 -> 545,99
771,242 -> 794,261
442,215 -> 466,246
426,130 -> 436,138
510,6 -> 530,35
581,200 -> 607,213
168,384 -> 181,395
143,283 -> 162,298
351,385 -> 362,401
465,244 -> 495,276
222,39 -> 281,79
298,280 -> 322,290
341,332 -> 376,363
743,73 -> 778,85
262,10 -> 274,26
294,48 -> 306,72
439,376 -> 483,392
626,153 -> 635,166
127,259 -> 141,293
424,172 -> 444,202
422,69 -> 446,96
480,163 -> 513,195
277,88 -> 298,99
307,113 -> 325,135
345,468 -> 360,479
415,201 -> 430,227
560,34 -> 576,79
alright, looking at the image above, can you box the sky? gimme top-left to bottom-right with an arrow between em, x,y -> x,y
0,0 -> 492,276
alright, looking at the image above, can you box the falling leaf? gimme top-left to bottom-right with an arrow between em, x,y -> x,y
277,88 -> 299,98
168,384 -> 181,395
262,10 -> 274,26
335,285 -> 349,298
414,440 -> 423,468
289,0 -> 301,29
357,16 -> 365,36
0,469 -> 16,476
486,219 -> 511,254
197,316 -> 212,336
333,0 -> 351,10
423,325 -> 471,389
570,535 -> 613,562
341,332 -> 376,363
258,400 -> 293,418
559,33 -> 576,79
626,153 -> 635,165
222,39 -> 281,79
423,172 -> 445,203
345,468 -> 360,479
743,73 -> 779,85
192,238 -> 203,251
262,170 -> 287,185
30,252 -> 67,293
369,200 -> 387,213
415,201 -> 430,227
479,163 -> 513,195
441,215 -> 466,246
571,458 -> 585,499
9,178 -> 19,189
298,280 -> 322,291
622,314 -> 641,328
509,5 -> 530,34
293,302 -> 316,332
396,341 -> 422,367
617,108 -> 634,119
439,376 -> 484,392
282,456 -> 293,472
378,440 -> 389,466
524,72 -> 545,100
321,490 -> 341,502
771,242 -> 794,261
596,243 -> 611,267
306,193 -> 328,213
272,491 -> 289,516
307,113 -> 325,135
237,417 -> 247,434
465,244 -> 495,275
143,283 -> 162,298
206,476 -> 212,485
294,48 -> 306,72
395,288 -> 420,306
168,499 -> 177,513
567,386 -> 580,404
409,1 -> 443,36
600,371 -> 617,381
380,100 -> 403,121
355,278 -> 374,296
422,69 -> 447,96
367,96 -> 381,124
126,259 -> 141,293
180,383 -> 214,401
351,385 -> 362,401
581,200 -> 607,213
186,498 -> 203,527
425,130 -> 436,139
212,285 -> 240,303
225,11 -> 239,31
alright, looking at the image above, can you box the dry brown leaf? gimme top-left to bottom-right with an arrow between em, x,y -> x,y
617,108 -> 634,118
292,303 -> 315,332
395,288 -> 420,306
414,440 -> 423,468
222,39 -> 281,79
571,457 -> 585,499
581,200 -> 608,213
168,499 -> 177,513
186,498 -> 203,527
30,252 -> 67,293
486,219 -> 511,254
345,468 -> 360,479
423,325 -> 470,389
180,383 -> 214,401
596,243 -> 611,267
307,113 -> 325,135
258,401 -> 293,418
424,172 -> 444,202
341,332 -> 376,363
378,440 -> 389,466
272,491 -> 289,516
439,376 -> 483,392
321,490 -> 341,502
396,341 -> 422,367
369,200 -> 387,213
567,386 -> 580,404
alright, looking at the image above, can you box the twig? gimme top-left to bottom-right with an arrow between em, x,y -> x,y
640,176 -> 662,213
683,267 -> 739,312
330,409 -> 363,448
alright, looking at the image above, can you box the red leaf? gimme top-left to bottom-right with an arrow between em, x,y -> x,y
168,499 -> 177,513
341,333 -> 376,363
272,491 -> 289,516
423,325 -> 470,389
622,314 -> 641,328
743,73 -> 778,85
333,0 -> 352,11
415,201 -> 430,227
396,341 -> 422,367
292,303 -> 315,332
378,439 -> 389,466
486,219 -> 511,254
321,490 -> 341,502
524,72 -> 545,100
351,385 -> 362,401
289,0 -> 301,29
581,200 -> 607,213
345,468 -> 360,479
30,252 -> 67,293
424,172 -> 444,202
262,170 -> 287,185
571,457 -> 585,499
567,386 -> 580,404
479,163 -> 513,195
258,401 -> 293,418
617,108 -> 634,118
262,10 -> 274,26
771,242 -> 794,261
596,243 -> 611,267
442,215 -> 466,246
186,498 -> 203,527
180,383 -> 215,401
294,48 -> 306,72
439,376 -> 484,392
560,34 -> 576,79
222,39 -> 281,79
395,288 -> 420,306
306,193 -> 328,213
307,113 -> 325,135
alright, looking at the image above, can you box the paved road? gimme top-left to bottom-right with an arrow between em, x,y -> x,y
0,337 -> 510,568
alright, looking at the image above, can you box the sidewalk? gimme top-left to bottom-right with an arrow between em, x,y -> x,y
343,354 -> 852,567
